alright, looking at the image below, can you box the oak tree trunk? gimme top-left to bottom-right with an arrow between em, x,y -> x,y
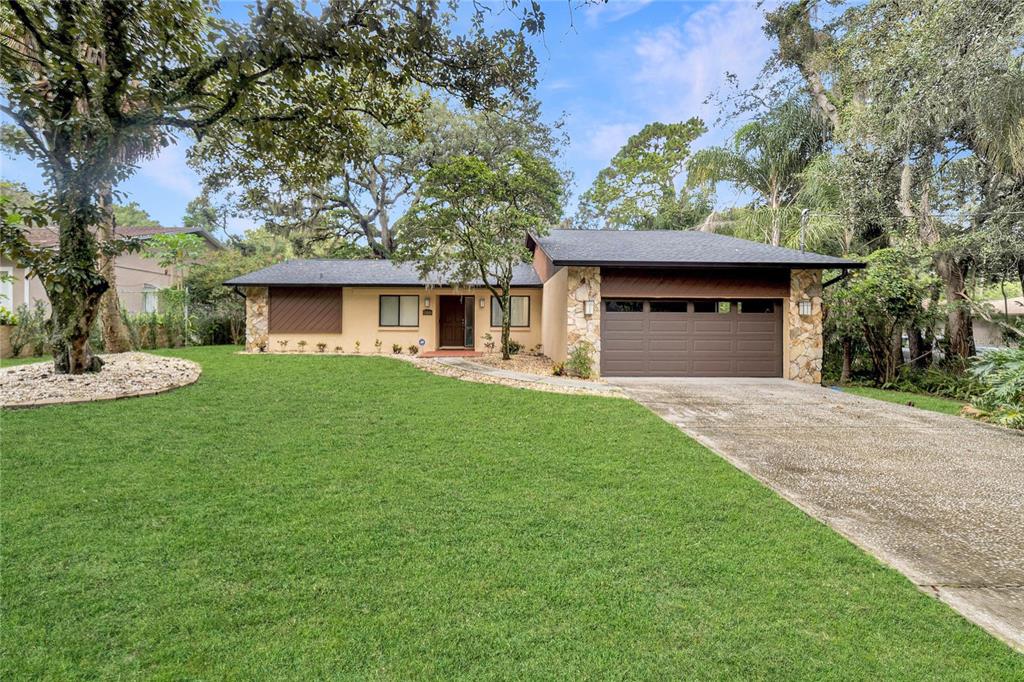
840,338 -> 852,384
48,184 -> 107,374
935,253 -> 975,360
906,326 -> 932,369
97,187 -> 131,353
500,289 -> 512,360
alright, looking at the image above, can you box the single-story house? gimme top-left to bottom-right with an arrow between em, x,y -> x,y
225,229 -> 862,383
1,226 -> 222,315
974,296 -> 1023,348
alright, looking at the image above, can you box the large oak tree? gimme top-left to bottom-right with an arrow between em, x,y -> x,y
0,0 -> 539,373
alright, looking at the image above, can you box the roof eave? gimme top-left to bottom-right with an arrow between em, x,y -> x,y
548,259 -> 866,269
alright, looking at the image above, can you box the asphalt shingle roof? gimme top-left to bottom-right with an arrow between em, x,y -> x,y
224,259 -> 543,287
531,229 -> 862,268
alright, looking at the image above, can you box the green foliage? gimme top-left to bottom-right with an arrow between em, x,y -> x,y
551,361 -> 566,377
113,202 -> 160,228
392,343 -> 403,355
0,307 -> 17,326
9,302 -> 49,357
182,196 -> 223,233
145,233 -> 206,274
407,344 -> 418,356
401,149 -> 563,359
565,341 -> 595,379
969,348 -> 1024,428
577,119 -> 711,230
507,339 -> 523,356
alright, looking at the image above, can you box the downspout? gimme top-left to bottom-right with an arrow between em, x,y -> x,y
822,269 -> 850,288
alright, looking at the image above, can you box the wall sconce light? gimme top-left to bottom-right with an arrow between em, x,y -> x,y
479,297 -> 485,308
423,297 -> 430,308
584,300 -> 595,315
798,299 -> 813,316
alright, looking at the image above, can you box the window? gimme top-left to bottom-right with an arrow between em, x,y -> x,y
693,301 -> 716,313
491,296 -> 530,327
740,300 -> 774,314
380,295 -> 419,327
604,300 -> 643,313
649,300 -> 689,313
141,287 -> 159,314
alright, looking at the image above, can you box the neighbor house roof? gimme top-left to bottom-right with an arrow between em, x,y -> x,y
981,296 -> 1024,317
25,225 -> 223,250
528,229 -> 862,268
224,259 -> 543,288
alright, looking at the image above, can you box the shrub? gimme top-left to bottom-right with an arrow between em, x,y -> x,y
278,340 -> 289,351
354,340 -> 361,353
969,348 -> 1024,429
392,343 -> 403,354
507,339 -> 523,356
407,344 -> 419,356
11,302 -> 48,356
374,339 -> 383,354
0,306 -> 17,326
551,361 -> 566,377
334,345 -> 344,353
297,340 -> 307,352
316,342 -> 327,353
565,341 -> 594,379
482,333 -> 495,353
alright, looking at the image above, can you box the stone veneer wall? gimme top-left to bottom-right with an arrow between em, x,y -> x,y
788,269 -> 824,384
566,266 -> 601,375
244,286 -> 269,352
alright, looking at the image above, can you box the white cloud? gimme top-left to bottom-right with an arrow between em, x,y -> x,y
580,122 -> 641,161
629,1 -> 774,127
138,143 -> 200,197
585,0 -> 655,27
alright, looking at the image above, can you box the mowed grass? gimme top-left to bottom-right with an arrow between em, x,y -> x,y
840,385 -> 966,416
2,347 -> 1020,679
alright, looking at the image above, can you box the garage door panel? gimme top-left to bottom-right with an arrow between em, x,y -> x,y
601,298 -> 782,377
692,318 -> 733,333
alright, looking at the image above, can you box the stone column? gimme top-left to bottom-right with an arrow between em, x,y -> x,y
788,269 -> 824,384
566,266 -> 601,376
244,286 -> 269,352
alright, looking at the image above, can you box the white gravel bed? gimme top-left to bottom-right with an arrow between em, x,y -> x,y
1,352 -> 200,409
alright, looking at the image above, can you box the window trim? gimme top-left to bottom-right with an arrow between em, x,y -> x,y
490,295 -> 530,328
0,266 -> 13,309
379,294 -> 420,328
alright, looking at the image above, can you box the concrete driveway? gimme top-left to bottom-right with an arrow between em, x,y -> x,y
609,377 -> 1024,651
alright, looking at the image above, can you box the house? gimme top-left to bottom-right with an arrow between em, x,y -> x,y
225,229 -> 862,382
974,296 -> 1023,348
0,226 -> 222,315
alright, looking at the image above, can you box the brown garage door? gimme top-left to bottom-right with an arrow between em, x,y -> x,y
601,299 -> 782,377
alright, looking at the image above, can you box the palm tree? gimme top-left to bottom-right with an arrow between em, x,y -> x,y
687,99 -> 828,246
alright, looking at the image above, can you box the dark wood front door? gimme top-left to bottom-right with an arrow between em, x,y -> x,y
439,296 -> 471,347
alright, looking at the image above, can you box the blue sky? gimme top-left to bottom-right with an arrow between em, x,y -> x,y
1,0 -> 774,232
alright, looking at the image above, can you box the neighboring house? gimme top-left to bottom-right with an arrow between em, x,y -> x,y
0,226 -> 222,315
226,230 -> 862,383
974,296 -> 1023,348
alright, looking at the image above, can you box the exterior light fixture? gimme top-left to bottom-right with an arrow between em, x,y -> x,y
479,297 -> 485,308
423,297 -> 430,308
584,300 -> 595,315
798,299 -> 813,316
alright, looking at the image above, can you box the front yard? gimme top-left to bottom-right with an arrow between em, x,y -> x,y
2,347 -> 1020,678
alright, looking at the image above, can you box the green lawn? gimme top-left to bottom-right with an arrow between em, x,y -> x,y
840,385 -> 966,416
3,347 -> 1019,679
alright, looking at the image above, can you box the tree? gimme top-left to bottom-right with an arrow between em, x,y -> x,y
182,196 -> 223,234
400,150 -> 564,359
577,119 -> 710,230
145,233 -> 206,288
0,0 -> 539,373
687,99 -> 828,246
194,96 -> 564,258
113,202 -> 160,228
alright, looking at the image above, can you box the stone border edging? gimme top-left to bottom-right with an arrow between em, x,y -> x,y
2,359 -> 201,410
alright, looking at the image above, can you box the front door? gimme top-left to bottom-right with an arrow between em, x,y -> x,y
439,296 -> 472,348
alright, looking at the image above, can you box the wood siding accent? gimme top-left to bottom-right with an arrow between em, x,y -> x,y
269,287 -> 342,333
532,245 -> 558,283
601,267 -> 790,299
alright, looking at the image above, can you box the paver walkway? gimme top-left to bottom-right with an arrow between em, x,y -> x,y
608,377 -> 1024,651
433,357 -> 623,394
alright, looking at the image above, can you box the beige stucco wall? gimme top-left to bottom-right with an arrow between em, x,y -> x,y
786,269 -> 824,384
541,267 -> 569,362
253,285 -> 543,354
1,252 -> 178,315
